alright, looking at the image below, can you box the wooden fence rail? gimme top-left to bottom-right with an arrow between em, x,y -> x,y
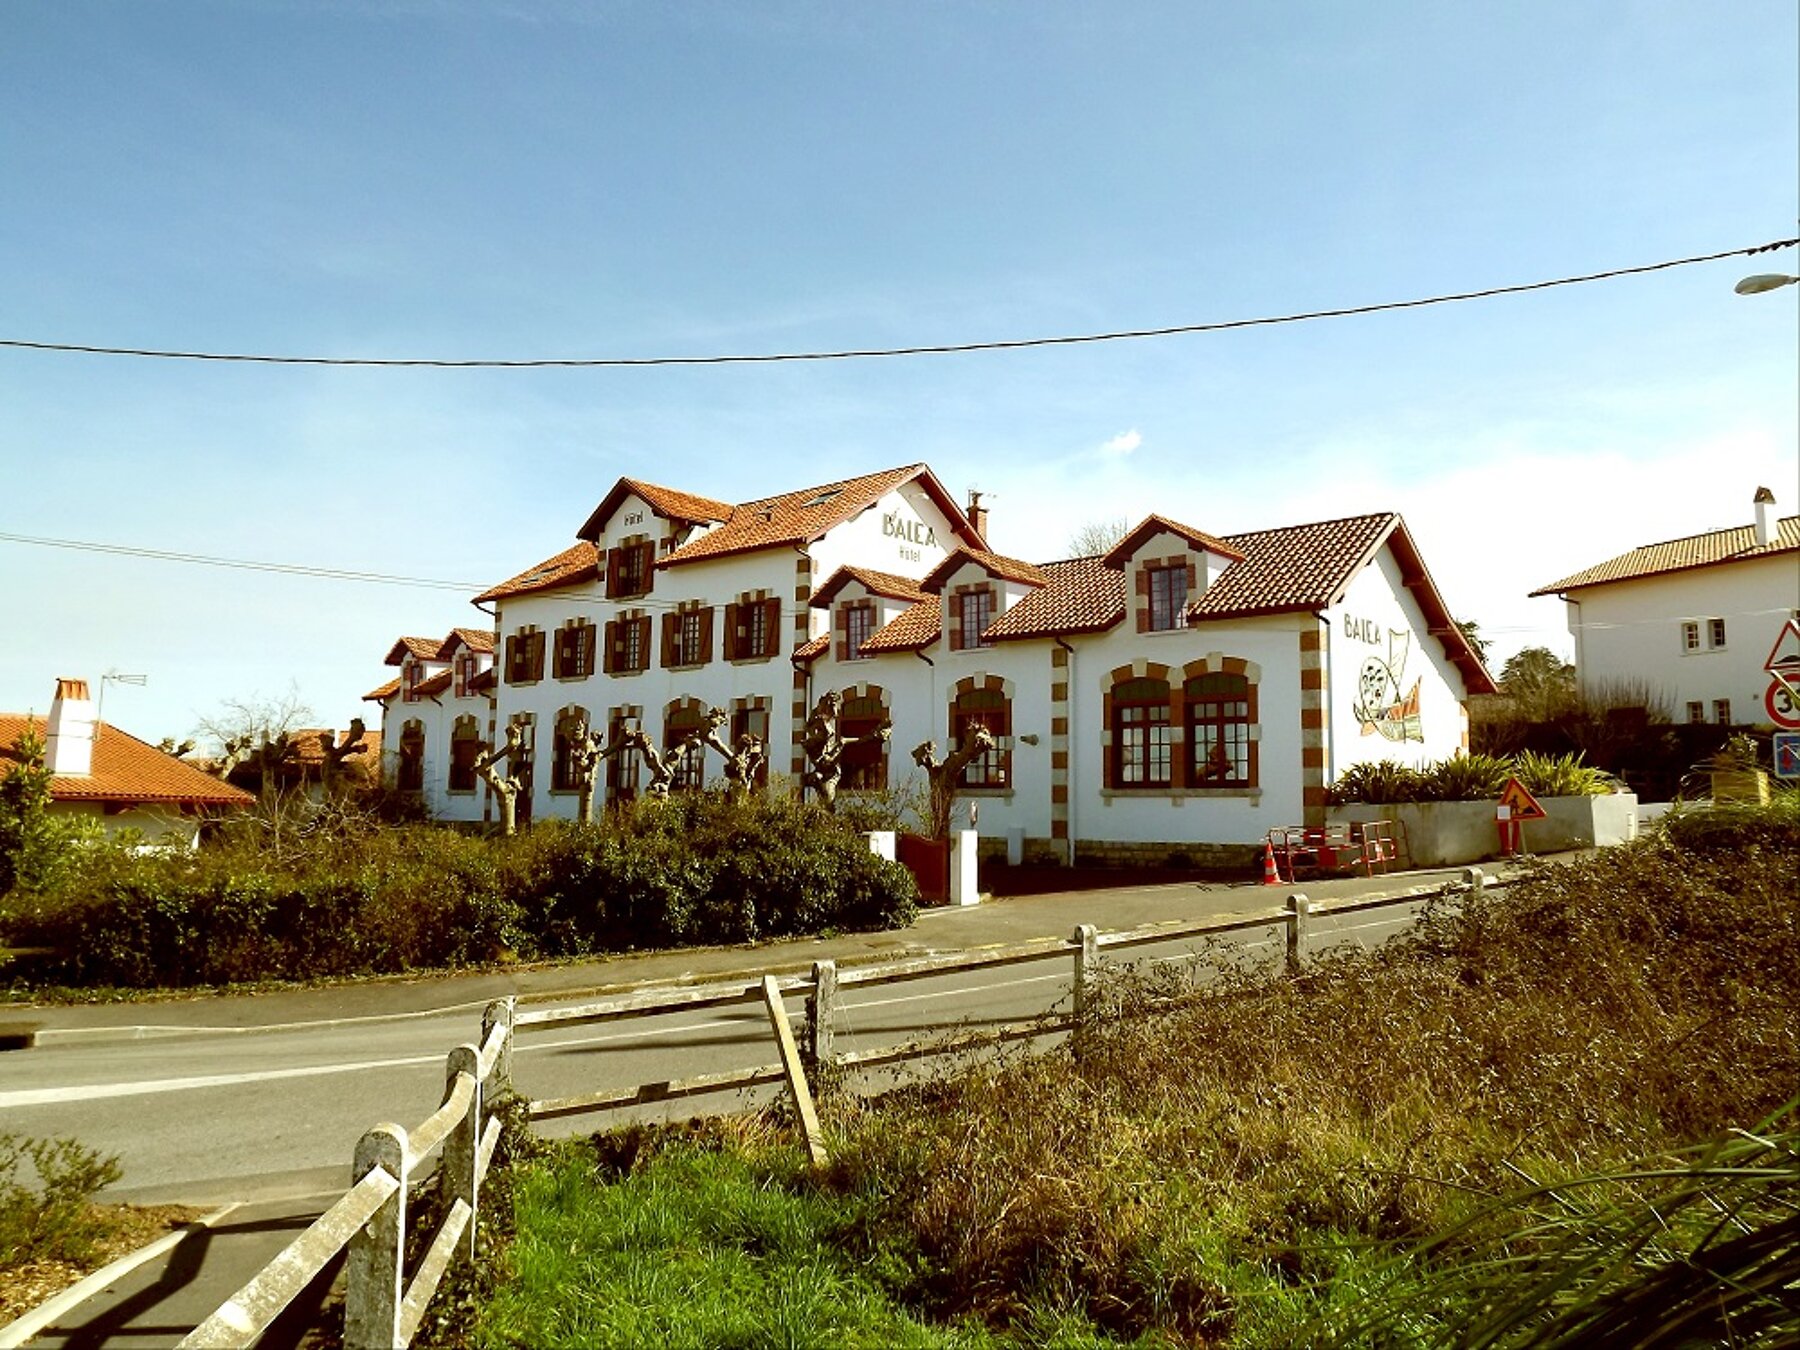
179,866 -> 1496,1346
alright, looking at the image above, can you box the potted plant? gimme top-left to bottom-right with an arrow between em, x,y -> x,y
1708,734 -> 1769,806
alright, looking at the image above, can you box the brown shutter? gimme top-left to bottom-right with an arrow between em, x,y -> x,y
723,601 -> 740,661
698,606 -> 714,664
661,613 -> 678,667
635,616 -> 652,670
530,631 -> 546,681
580,622 -> 596,675
606,547 -> 623,598
504,635 -> 519,682
603,619 -> 619,674
634,541 -> 655,595
762,597 -> 781,657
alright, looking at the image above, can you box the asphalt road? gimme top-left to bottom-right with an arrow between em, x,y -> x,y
0,893 -> 1433,1205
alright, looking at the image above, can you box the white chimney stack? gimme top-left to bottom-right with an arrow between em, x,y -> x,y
45,677 -> 96,776
1754,486 -> 1775,547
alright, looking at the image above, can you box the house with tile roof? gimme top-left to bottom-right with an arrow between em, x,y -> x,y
1531,488 -> 1800,731
371,463 -> 1491,862
364,627 -> 499,824
1,679 -> 254,847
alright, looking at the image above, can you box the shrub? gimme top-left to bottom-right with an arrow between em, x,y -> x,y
0,1134 -> 122,1267
1511,749 -> 1612,798
1418,753 -> 1511,802
1330,760 -> 1426,804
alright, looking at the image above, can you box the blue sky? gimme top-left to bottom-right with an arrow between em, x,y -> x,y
2,1 -> 1795,743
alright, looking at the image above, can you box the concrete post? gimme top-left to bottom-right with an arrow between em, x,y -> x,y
481,997 -> 516,1096
806,959 -> 838,1069
1072,924 -> 1099,1022
1285,893 -> 1311,975
345,1123 -> 408,1350
948,829 -> 980,906
1460,866 -> 1487,893
441,1043 -> 480,1257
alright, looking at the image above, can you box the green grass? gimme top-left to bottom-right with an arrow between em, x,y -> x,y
441,812 -> 1799,1349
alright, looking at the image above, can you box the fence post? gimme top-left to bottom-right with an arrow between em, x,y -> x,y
1285,893 -> 1311,975
806,959 -> 837,1069
1072,924 -> 1098,1022
1460,866 -> 1487,893
344,1123 -> 408,1350
481,996 -> 516,1096
441,1043 -> 480,1258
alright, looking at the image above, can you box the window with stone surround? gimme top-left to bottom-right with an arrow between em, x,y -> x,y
1147,564 -> 1189,631
551,706 -> 590,792
505,626 -> 546,684
1187,671 -> 1254,787
607,709 -> 641,802
448,716 -> 481,792
840,691 -> 888,789
606,538 -> 655,599
554,620 -> 597,679
843,602 -> 876,660
955,587 -> 994,650
665,702 -> 708,790
1110,677 -> 1171,788
398,719 -> 425,792
952,686 -> 1010,787
726,595 -> 781,661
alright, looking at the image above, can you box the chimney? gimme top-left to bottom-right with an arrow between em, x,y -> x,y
45,677 -> 96,776
1754,486 -> 1775,547
966,490 -> 989,543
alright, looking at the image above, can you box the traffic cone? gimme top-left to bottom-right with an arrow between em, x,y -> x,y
1261,839 -> 1284,885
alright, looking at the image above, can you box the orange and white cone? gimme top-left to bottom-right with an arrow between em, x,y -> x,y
1261,840 -> 1284,886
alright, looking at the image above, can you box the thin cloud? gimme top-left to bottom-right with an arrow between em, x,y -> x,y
1100,429 -> 1142,458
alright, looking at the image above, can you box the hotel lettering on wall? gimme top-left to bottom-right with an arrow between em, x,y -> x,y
882,510 -> 937,564
1344,612 -> 1424,743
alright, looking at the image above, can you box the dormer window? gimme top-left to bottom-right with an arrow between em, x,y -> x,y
453,652 -> 476,698
1148,564 -> 1189,631
607,539 -> 655,599
402,657 -> 422,702
843,602 -> 876,661
957,588 -> 993,650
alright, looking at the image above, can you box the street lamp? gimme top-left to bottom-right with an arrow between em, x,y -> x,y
1734,273 -> 1800,295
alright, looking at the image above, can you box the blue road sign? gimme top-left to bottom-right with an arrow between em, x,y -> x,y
1774,732 -> 1800,781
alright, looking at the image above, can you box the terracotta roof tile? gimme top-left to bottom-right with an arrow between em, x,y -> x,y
286,727 -> 381,767
810,566 -> 929,609
0,715 -> 256,808
1190,513 -> 1395,620
470,667 -> 497,693
1530,516 -> 1800,595
1103,514 -> 1245,567
622,479 -> 734,525
413,670 -> 454,697
473,541 -> 601,604
363,677 -> 401,702
660,464 -> 980,568
384,635 -> 443,666
792,634 -> 830,664
921,547 -> 1047,593
984,558 -> 1124,641
860,596 -> 944,652
439,627 -> 495,656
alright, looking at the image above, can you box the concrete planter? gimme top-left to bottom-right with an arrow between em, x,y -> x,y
1328,793 -> 1638,867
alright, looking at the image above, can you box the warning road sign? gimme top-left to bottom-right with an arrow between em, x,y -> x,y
1764,619 -> 1800,698
1497,777 -> 1547,821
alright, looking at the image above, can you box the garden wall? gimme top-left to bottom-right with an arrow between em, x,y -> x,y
1329,793 -> 1638,866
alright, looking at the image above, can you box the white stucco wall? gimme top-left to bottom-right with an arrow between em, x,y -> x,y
1561,554 -> 1800,728
48,800 -> 202,849
1325,547 -> 1472,776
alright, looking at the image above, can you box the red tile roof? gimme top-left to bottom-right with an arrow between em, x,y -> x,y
921,547 -> 1047,593
439,627 -> 495,657
792,634 -> 831,664
982,558 -> 1124,641
0,714 -> 255,808
1530,515 -> 1800,595
1103,514 -> 1245,567
384,635 -> 443,666
413,670 -> 455,697
469,667 -> 497,693
473,541 -> 601,604
363,677 -> 401,702
660,464 -> 981,569
286,727 -> 381,767
810,566 -> 929,609
1190,513 -> 1396,620
860,596 -> 944,653
576,478 -> 735,540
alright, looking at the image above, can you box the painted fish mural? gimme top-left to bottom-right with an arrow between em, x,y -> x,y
1354,629 -> 1423,743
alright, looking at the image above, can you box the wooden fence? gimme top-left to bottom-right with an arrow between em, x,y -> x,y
179,867 -> 1496,1347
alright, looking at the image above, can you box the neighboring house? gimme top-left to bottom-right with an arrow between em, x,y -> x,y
371,463 -> 1492,862
1531,488 -> 1800,729
232,726 -> 383,801
1,679 -> 254,847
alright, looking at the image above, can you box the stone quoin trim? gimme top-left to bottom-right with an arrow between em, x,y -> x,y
791,554 -> 812,776
1299,622 -> 1328,825
1049,645 -> 1070,846
1133,553 -> 1199,634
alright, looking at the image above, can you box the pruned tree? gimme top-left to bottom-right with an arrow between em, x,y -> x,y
317,718 -> 368,797
194,690 -> 313,798
801,691 -> 891,811
474,723 -> 528,836
911,724 -> 997,839
565,714 -> 636,824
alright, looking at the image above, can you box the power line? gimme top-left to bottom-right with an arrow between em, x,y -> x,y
3,237 -> 1793,370
0,531 -> 485,592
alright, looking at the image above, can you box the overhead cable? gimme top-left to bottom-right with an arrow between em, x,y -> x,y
1,237 -> 1793,369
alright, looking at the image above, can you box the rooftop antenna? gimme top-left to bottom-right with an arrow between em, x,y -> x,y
95,670 -> 147,743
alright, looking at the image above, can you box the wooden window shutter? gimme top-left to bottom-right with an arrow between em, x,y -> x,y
762,597 -> 781,656
530,631 -> 546,681
698,606 -> 715,664
635,616 -> 652,669
603,619 -> 619,674
723,601 -> 740,661
661,613 -> 678,668
580,622 -> 596,675
606,547 -> 624,597
504,634 -> 518,679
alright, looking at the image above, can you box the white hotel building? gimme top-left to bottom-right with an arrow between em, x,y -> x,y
368,463 -> 1493,864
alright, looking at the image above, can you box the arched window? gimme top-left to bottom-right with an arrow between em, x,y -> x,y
398,720 -> 425,792
840,692 -> 888,790
552,707 -> 590,792
952,687 -> 1010,787
1111,677 -> 1171,788
607,710 -> 641,803
665,703 -> 709,791
448,716 -> 481,791
729,702 -> 771,788
1186,672 -> 1254,787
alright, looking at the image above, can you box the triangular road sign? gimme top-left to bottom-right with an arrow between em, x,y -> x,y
1765,620 -> 1800,698
1497,777 -> 1547,821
